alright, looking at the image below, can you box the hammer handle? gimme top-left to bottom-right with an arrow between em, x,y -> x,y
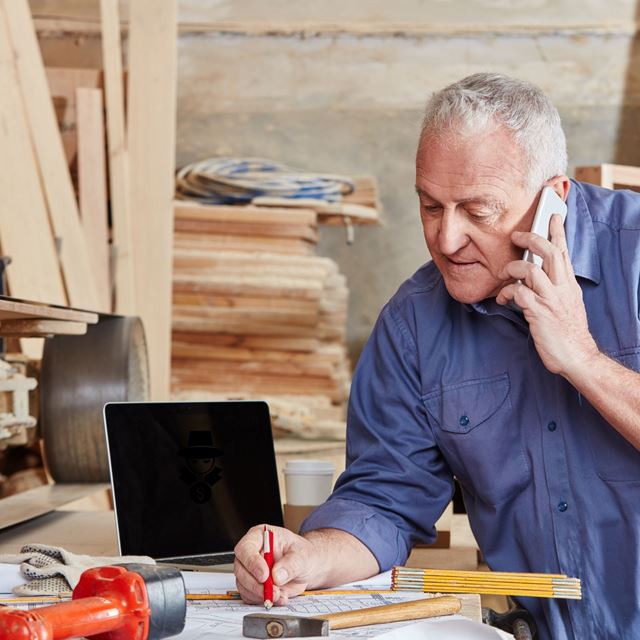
319,595 -> 461,630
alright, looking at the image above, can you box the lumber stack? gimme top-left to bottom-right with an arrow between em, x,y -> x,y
171,198 -> 365,438
171,183 -> 380,438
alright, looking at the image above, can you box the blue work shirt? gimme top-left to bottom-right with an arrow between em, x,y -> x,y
301,180 -> 640,639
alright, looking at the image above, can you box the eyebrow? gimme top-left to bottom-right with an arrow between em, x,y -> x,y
415,186 -> 507,211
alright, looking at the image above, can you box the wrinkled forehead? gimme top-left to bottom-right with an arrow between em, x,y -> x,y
416,126 -> 530,202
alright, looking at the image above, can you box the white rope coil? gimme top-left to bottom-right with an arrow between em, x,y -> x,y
175,157 -> 355,205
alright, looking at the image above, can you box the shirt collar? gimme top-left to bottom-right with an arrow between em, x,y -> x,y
564,179 -> 601,285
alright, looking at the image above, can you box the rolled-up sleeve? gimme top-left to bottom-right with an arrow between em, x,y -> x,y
300,299 -> 454,570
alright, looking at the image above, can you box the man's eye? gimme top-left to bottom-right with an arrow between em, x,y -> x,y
422,205 -> 442,214
467,209 -> 496,223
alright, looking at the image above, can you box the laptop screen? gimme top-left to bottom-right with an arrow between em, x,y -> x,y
104,401 -> 284,558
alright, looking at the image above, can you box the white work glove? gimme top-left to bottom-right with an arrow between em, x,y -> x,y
0,543 -> 155,595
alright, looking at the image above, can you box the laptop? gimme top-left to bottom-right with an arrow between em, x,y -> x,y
104,400 -> 284,570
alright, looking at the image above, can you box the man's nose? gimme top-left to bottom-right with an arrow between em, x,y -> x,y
437,208 -> 469,255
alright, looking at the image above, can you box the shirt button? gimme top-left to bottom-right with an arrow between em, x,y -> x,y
459,415 -> 470,427
557,501 -> 568,513
547,421 -> 557,432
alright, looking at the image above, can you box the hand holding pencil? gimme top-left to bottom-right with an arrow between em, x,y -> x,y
234,524 -> 319,607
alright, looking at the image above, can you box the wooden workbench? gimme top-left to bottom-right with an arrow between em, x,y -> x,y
0,500 -> 487,625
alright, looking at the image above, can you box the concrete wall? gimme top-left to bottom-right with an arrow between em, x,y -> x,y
32,0 -> 640,359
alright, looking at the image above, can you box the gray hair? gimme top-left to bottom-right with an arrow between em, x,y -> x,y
420,73 -> 567,193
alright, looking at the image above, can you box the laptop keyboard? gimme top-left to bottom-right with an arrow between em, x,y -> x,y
167,553 -> 236,566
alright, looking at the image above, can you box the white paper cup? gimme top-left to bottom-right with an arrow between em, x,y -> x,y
283,459 -> 335,506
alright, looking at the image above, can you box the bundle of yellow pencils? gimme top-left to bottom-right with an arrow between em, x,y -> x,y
391,567 -> 582,600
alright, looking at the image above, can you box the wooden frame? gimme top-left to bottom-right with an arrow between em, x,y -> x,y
575,164 -> 640,190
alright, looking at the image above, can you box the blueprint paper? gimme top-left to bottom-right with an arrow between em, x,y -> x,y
0,566 -> 513,638
181,591 -> 493,639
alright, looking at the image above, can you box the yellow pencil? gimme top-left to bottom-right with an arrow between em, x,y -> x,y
224,588 -> 397,598
186,593 -> 241,601
0,593 -> 242,604
0,596 -> 70,604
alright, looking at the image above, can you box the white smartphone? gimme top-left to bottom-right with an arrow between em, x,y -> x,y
522,186 -> 567,267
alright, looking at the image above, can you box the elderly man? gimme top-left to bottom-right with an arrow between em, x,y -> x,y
234,73 -> 640,639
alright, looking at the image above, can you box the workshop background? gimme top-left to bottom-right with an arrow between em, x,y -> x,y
0,0 -> 638,588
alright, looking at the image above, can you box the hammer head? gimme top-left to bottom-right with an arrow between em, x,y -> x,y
243,613 -> 329,638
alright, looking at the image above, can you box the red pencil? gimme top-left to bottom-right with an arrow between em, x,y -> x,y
262,525 -> 274,609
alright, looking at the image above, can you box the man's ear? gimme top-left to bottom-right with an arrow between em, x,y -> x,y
547,175 -> 571,202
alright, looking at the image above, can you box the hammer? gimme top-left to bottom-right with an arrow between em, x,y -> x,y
0,563 -> 186,640
243,595 -> 461,638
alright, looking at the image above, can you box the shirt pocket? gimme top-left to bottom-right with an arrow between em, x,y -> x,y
586,347 -> 640,482
422,372 -> 531,506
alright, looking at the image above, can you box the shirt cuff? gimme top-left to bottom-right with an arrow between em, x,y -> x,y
299,498 -> 410,571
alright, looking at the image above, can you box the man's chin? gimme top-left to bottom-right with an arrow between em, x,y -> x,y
443,280 -> 496,305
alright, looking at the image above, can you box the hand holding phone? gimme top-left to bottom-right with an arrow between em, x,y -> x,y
522,186 -> 567,266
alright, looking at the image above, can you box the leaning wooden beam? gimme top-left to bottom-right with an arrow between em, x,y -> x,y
0,7 -> 65,360
1,0 -> 99,311
0,7 -> 66,308
127,0 -> 178,399
76,88 -> 111,313
99,0 -> 135,314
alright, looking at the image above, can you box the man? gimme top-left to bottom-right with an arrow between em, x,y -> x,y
234,73 -> 640,639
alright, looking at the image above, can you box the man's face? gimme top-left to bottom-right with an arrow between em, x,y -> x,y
415,126 -> 539,304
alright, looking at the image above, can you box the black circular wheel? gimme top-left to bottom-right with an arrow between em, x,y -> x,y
40,315 -> 149,482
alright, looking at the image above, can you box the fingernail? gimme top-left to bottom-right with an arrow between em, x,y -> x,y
273,568 -> 288,584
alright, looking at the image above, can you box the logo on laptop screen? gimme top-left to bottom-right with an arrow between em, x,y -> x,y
178,430 -> 224,504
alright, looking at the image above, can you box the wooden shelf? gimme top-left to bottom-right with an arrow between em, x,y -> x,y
0,483 -> 110,531
0,295 -> 99,337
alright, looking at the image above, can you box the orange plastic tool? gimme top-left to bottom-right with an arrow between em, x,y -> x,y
0,564 -> 186,640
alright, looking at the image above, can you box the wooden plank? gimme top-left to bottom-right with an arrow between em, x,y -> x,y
0,298 -> 98,324
100,0 -> 135,314
172,332 -> 320,353
171,342 -> 342,365
0,483 -> 110,531
76,88 -> 111,312
127,0 -> 177,399
0,319 -> 87,337
0,7 -> 67,311
172,292 -> 320,313
1,0 -> 99,311
175,219 -> 319,242
174,232 -> 313,256
0,509 -> 118,556
175,201 -> 318,225
172,276 -> 324,301
251,197 -> 379,225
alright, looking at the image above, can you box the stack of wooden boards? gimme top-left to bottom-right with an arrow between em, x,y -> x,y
171,180 -> 380,439
0,0 -> 177,398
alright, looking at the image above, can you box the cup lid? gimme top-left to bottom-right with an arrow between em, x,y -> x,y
284,459 -> 335,474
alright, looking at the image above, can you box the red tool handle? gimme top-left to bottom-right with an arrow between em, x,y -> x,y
0,566 -> 150,640
263,526 -> 275,608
